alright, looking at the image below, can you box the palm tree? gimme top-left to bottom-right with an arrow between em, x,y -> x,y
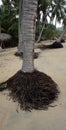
21,0 -> 38,72
16,0 -> 38,58
37,0 -> 53,42
37,0 -> 66,43
51,0 -> 66,25
56,18 -> 66,43
1,0 -> 12,14
0,0 -> 59,110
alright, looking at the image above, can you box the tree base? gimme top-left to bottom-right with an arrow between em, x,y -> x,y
14,52 -> 39,59
0,70 -> 59,111
61,39 -> 65,43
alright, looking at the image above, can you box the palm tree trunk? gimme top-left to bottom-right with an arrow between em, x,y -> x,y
21,0 -> 38,72
18,0 -> 23,53
36,5 -> 57,43
0,23 -> 1,33
56,25 -> 66,43
55,15 -> 57,28
36,18 -> 47,43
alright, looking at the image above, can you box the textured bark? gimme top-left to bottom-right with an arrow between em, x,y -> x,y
0,24 -> 1,33
18,0 -> 23,53
21,0 -> 38,72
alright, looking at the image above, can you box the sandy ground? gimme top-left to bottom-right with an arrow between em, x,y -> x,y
0,41 -> 66,130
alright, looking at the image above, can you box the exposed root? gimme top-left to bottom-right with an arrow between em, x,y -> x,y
0,70 -> 59,111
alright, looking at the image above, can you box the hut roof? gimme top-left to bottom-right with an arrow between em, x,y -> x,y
0,33 -> 11,42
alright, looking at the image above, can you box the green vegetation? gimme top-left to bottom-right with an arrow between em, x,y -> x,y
36,23 -> 62,40
42,25 -> 62,40
0,0 -> 66,46
0,0 -> 18,46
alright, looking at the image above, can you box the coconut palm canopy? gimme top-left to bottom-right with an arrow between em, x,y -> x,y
0,33 -> 11,42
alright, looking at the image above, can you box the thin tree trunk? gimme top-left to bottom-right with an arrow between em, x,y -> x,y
0,23 -> 1,33
36,18 -> 47,43
56,26 -> 66,43
55,15 -> 57,28
18,0 -> 23,53
37,5 -> 57,43
21,0 -> 38,72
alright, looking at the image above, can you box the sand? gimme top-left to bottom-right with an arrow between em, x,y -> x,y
0,41 -> 66,130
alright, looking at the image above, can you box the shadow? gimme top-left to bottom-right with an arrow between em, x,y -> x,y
38,41 -> 63,50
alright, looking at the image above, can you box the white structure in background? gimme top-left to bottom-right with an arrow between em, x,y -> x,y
47,15 -> 63,28
40,11 -> 43,23
0,46 -> 3,52
0,0 -> 2,5
16,15 -> 19,19
40,10 -> 63,28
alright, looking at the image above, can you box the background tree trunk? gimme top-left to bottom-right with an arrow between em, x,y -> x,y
57,25 -> 66,43
21,0 -> 38,72
36,18 -> 47,43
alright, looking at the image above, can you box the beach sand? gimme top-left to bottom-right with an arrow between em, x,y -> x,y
0,41 -> 66,130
